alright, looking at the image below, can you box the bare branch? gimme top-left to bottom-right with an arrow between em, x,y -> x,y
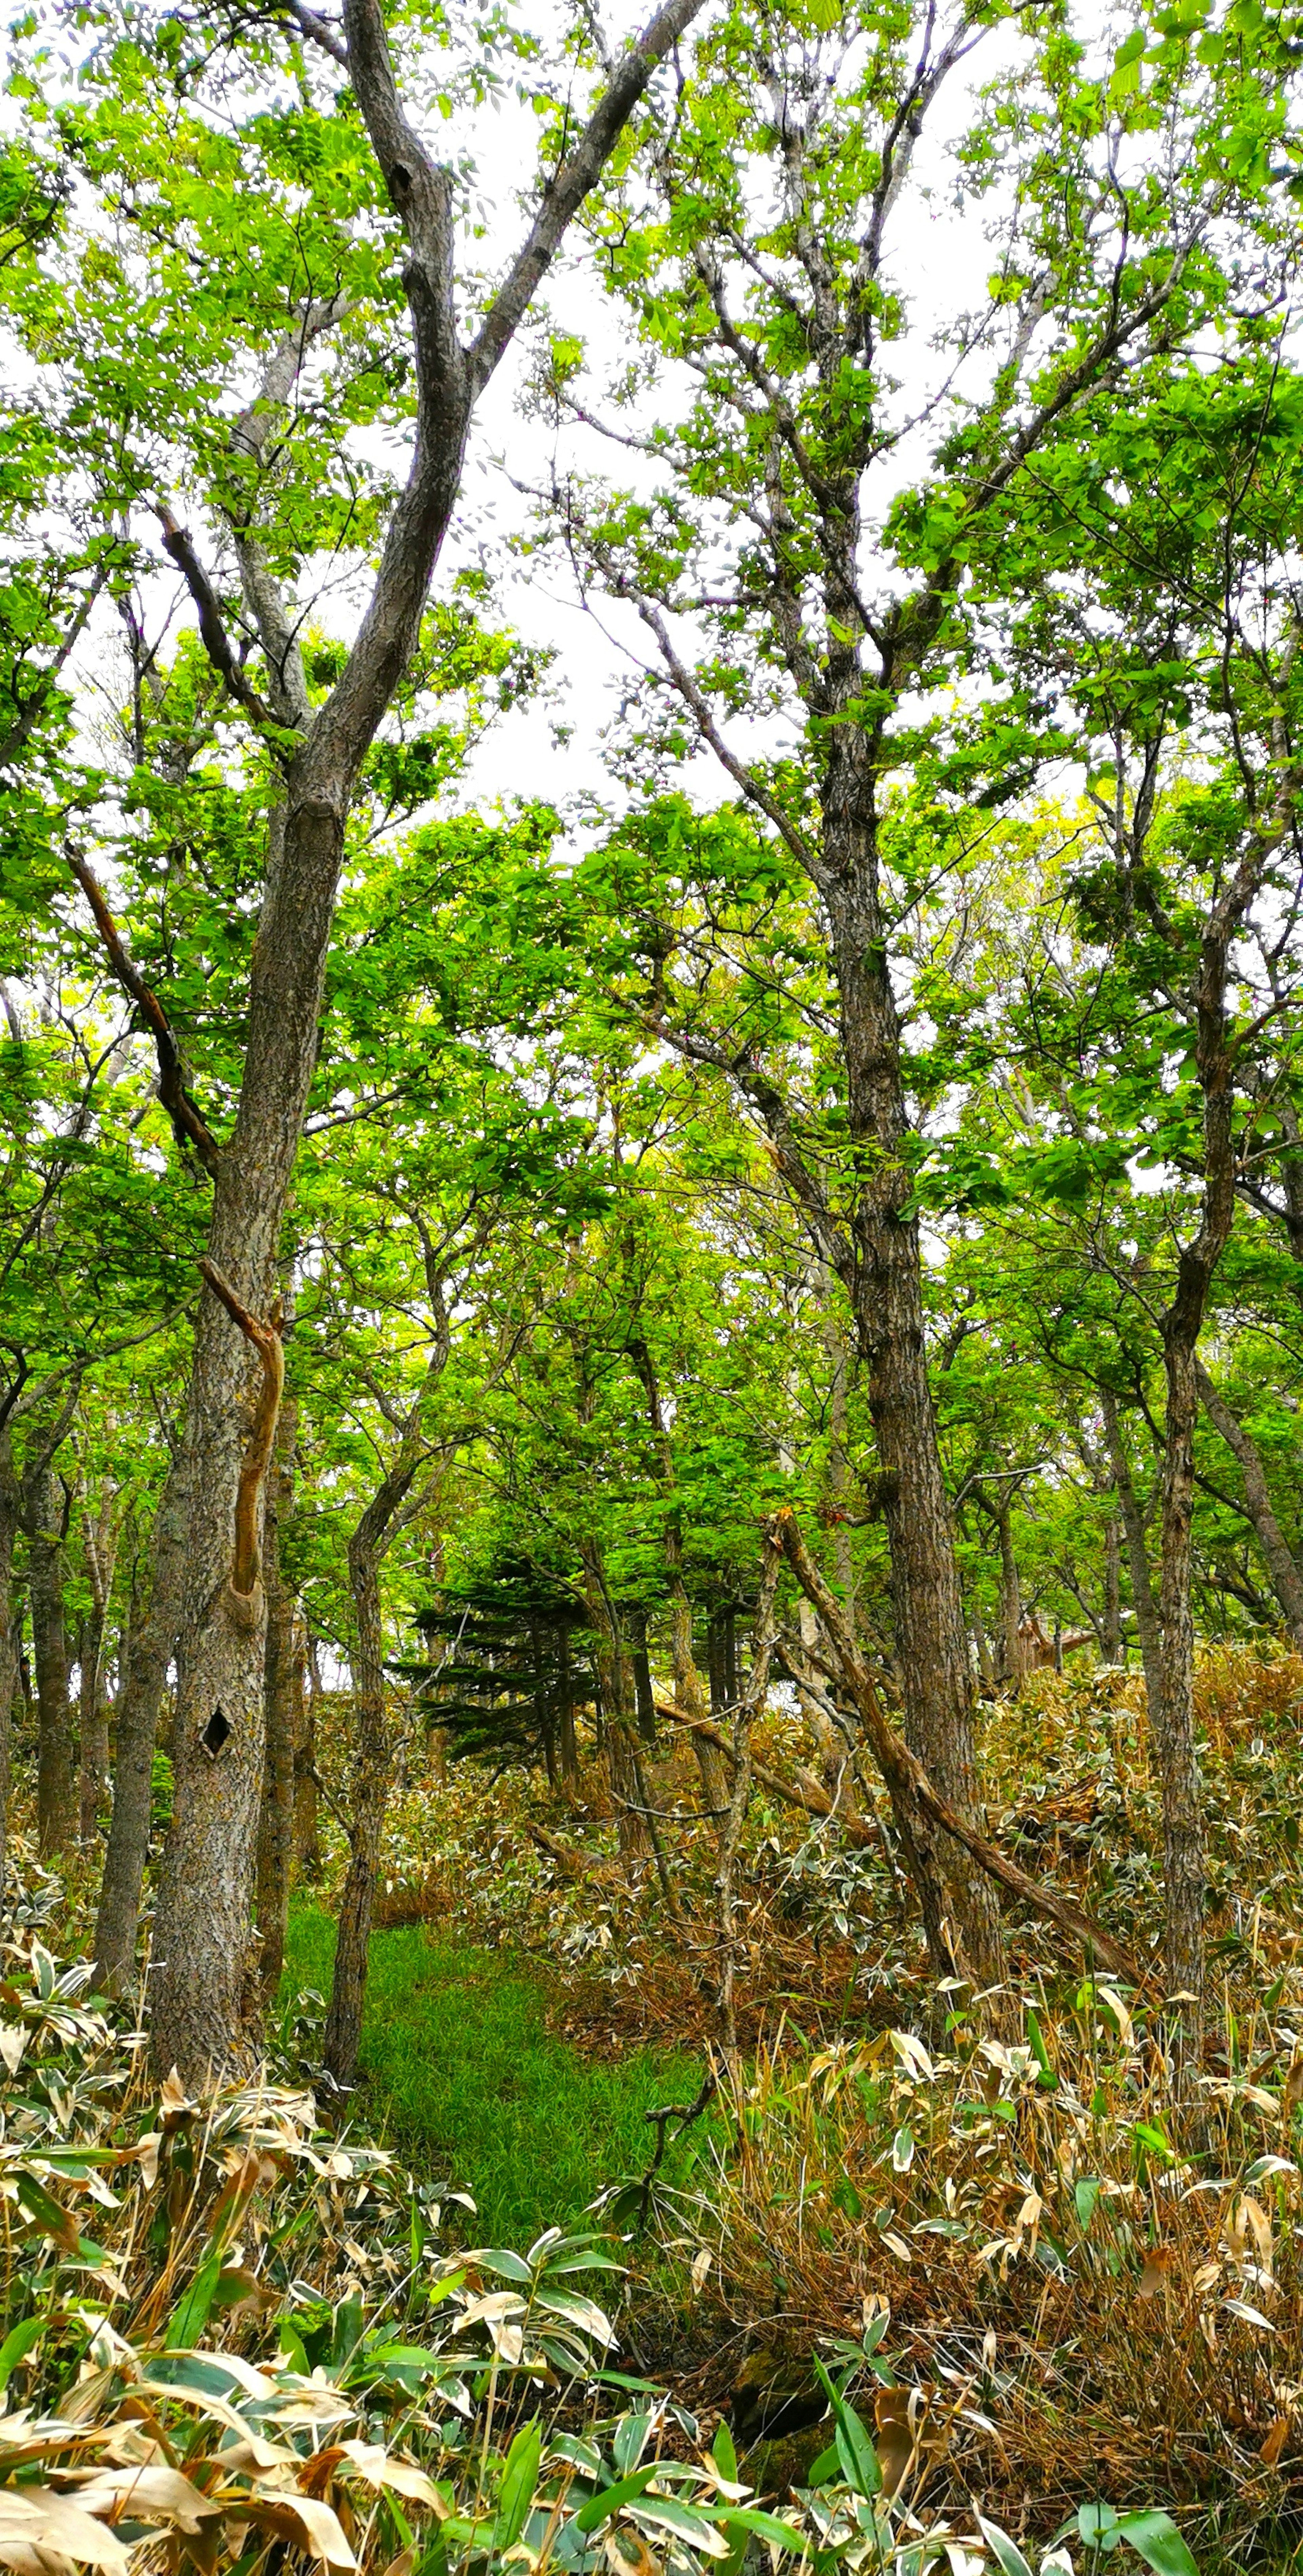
64,847 -> 222,1176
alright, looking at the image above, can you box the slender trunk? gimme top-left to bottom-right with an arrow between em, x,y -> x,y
996,1505 -> 1023,1692
555,1622 -> 580,1781
1101,1390 -> 1164,1728
294,1636 -> 322,1875
29,1478 -> 75,1858
824,786 -> 1000,1981
78,1484 -> 119,1844
628,1608 -> 657,1745
78,1606 -> 110,1842
1103,1514 -> 1123,1662
972,1615 -> 997,1694
1156,1331 -> 1208,2013
0,1490 -> 15,1901
1195,1364 -> 1303,1648
628,1335 -> 728,1824
580,1543 -> 652,1868
324,1536 -> 388,2087
94,1455 -> 190,1992
256,1403 -> 299,2001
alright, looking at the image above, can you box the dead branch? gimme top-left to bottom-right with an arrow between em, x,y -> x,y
157,509 -> 281,733
772,1508 -> 1146,1988
65,849 -> 222,1176
197,1260 -> 285,1595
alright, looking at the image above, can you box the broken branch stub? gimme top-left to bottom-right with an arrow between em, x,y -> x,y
196,1260 -> 285,1597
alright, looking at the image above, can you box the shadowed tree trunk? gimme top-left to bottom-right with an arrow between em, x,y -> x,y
294,1634 -> 322,1876
0,1472 -> 15,1901
1195,1363 -> 1303,1650
78,1481 -> 120,1844
256,1402 -> 300,2000
628,1335 -> 730,1824
29,1472 -> 75,1858
93,1454 -> 189,1993
1104,1514 -> 1123,1662
325,1292 -> 451,2087
135,0 -> 707,2085
1101,1390 -> 1165,1729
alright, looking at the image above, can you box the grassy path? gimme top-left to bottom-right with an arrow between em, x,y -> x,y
282,1908 -> 706,2246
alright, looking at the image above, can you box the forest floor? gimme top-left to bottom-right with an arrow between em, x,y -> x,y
284,1645 -> 1303,2568
279,1906 -> 709,2244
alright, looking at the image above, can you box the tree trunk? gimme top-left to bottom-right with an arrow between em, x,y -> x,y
324,1536 -> 388,2088
29,1476 -> 75,1858
78,1482 -> 119,1844
824,815 -> 1001,1982
1156,1330 -> 1208,2014
1103,1514 -> 1123,1662
78,1605 -> 110,1843
628,1336 -> 729,1823
94,1455 -> 189,1992
1196,1363 -> 1303,1648
294,1636 -> 322,1875
580,1542 -> 652,1868
0,1492 -> 15,1901
142,0 -> 701,2081
256,1403 -> 299,2001
996,1504 -> 1024,1692
1101,1390 -> 1164,1728
628,1608 -> 657,1745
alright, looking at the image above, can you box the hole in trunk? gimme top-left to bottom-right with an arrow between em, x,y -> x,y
202,1705 -> 232,1757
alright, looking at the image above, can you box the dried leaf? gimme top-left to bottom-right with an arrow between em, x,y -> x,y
1260,2414 -> 1291,2467
1138,2247 -> 1175,2297
0,2487 -> 130,2573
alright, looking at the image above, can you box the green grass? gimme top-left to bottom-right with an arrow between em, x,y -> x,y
281,1908 -> 706,2248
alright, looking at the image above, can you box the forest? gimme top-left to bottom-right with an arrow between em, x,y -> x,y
2,0 -> 1303,2567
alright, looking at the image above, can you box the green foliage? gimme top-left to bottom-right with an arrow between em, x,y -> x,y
282,1910 -> 706,2246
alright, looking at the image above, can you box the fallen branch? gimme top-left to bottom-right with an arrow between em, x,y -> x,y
771,1508 -> 1146,1989
197,1260 -> 285,1595
652,1697 -> 878,1843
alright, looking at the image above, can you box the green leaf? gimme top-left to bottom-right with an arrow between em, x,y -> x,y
574,2464 -> 663,2533
1074,2177 -> 1101,2233
977,2517 -> 1034,2576
162,2249 -> 225,2350
1026,2009 -> 1057,2087
1115,2512 -> 1200,2576
718,2508 -> 808,2553
711,2421 -> 738,2484
494,2418 -> 541,2551
0,2311 -> 47,2390
813,2360 -> 879,2497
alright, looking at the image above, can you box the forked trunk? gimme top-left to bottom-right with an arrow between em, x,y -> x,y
94,1455 -> 189,1992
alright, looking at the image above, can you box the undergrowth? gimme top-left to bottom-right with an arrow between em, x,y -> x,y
278,1909 -> 706,2243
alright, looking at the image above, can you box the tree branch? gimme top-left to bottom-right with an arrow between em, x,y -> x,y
64,848 -> 222,1176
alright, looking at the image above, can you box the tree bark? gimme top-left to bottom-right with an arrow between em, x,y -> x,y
580,1540 -> 653,1869
1101,1390 -> 1165,1726
1103,1513 -> 1123,1662
77,1484 -> 119,1844
995,1502 -> 1024,1691
823,815 -> 1002,1983
0,1488 -> 15,1901
256,1402 -> 300,2000
323,1532 -> 389,2089
628,1335 -> 729,1821
294,1636 -> 322,1875
1195,1363 -> 1303,1649
147,0 -> 707,2085
29,1474 -> 75,1858
93,1454 -> 190,1992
